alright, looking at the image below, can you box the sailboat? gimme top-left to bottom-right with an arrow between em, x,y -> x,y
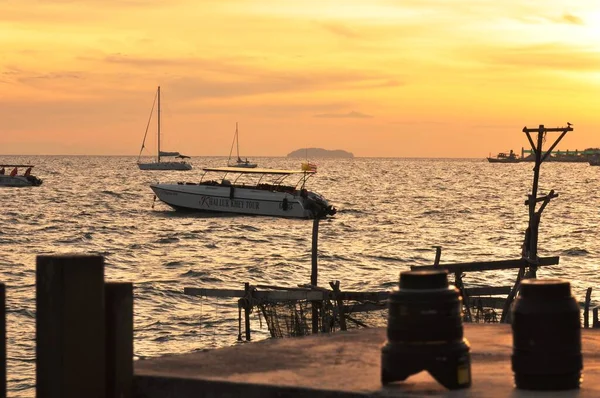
137,86 -> 192,171
227,122 -> 257,168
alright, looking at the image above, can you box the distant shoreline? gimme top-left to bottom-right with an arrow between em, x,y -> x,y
286,148 -> 354,158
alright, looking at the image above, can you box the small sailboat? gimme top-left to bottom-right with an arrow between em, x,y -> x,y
227,122 -> 257,168
137,86 -> 192,171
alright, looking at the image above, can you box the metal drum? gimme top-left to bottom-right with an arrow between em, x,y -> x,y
381,269 -> 471,389
511,278 -> 582,390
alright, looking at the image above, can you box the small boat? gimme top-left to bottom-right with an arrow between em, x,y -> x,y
227,123 -> 257,168
0,165 -> 43,187
487,150 -> 521,163
150,166 -> 336,219
137,86 -> 192,171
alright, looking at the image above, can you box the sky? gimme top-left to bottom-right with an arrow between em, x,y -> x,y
1,0 -> 599,157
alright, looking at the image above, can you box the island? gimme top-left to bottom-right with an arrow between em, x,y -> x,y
287,148 -> 354,158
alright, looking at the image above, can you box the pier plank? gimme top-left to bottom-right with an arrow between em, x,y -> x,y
410,256 -> 559,273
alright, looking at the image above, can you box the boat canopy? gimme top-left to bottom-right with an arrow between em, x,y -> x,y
202,166 -> 316,175
176,155 -> 191,159
159,151 -> 181,157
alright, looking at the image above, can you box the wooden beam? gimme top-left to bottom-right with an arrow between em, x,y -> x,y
464,286 -> 512,296
337,291 -> 389,301
410,256 -> 559,273
343,302 -> 387,313
184,288 -> 246,298
469,297 -> 506,310
522,126 -> 573,133
184,287 -> 326,301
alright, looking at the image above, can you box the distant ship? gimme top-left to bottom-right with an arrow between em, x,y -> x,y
521,147 -> 599,163
487,150 -> 521,163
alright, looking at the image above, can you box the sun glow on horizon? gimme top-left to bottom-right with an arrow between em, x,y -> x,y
0,0 -> 599,157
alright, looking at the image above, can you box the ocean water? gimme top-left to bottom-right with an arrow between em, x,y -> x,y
1,155 -> 599,396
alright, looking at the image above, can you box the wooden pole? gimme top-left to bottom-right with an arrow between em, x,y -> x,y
330,281 -> 347,332
433,246 -> 442,266
244,283 -> 251,341
311,218 -> 320,334
584,287 -> 593,329
36,255 -> 105,398
311,218 -> 319,286
105,282 -> 133,398
0,284 -> 5,398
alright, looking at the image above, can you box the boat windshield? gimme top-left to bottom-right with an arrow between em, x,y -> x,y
198,167 -> 315,191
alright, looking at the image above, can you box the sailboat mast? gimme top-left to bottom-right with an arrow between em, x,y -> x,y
157,86 -> 161,163
236,122 -> 240,160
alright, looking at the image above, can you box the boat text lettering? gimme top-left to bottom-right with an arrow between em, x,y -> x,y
198,196 -> 259,210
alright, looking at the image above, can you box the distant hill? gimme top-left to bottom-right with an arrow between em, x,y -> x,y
287,148 -> 354,158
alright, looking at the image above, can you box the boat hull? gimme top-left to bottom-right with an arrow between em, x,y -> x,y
487,157 -> 521,163
138,162 -> 192,171
228,162 -> 257,168
0,175 -> 43,187
150,183 -> 334,219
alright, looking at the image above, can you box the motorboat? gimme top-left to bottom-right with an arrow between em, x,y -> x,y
227,123 -> 257,168
150,166 -> 336,218
487,150 -> 522,163
137,86 -> 192,171
0,165 -> 43,187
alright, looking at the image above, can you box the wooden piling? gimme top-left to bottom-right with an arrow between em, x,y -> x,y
0,284 -> 5,398
311,218 -> 320,334
330,281 -> 347,332
244,283 -> 251,341
433,246 -> 441,266
36,255 -> 105,398
594,307 -> 599,328
584,287 -> 592,328
105,282 -> 133,398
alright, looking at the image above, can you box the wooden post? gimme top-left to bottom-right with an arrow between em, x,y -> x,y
311,218 -> 320,334
521,124 -> 572,278
433,246 -> 441,266
36,255 -> 105,398
237,305 -> 243,342
0,284 -> 5,398
311,218 -> 319,286
105,282 -> 133,398
594,307 -> 599,328
584,287 -> 592,328
244,283 -> 251,341
330,281 -> 347,331
454,272 -> 472,322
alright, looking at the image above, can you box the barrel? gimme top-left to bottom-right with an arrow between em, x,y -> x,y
511,278 -> 582,390
381,270 -> 471,389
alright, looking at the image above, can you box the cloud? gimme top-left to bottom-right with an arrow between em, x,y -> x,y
559,13 -> 584,25
314,111 -> 373,119
318,22 -> 361,39
464,43 -> 600,72
100,54 -> 402,99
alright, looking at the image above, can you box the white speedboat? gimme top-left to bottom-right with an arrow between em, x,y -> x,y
150,166 -> 336,219
137,86 -> 192,171
0,165 -> 43,187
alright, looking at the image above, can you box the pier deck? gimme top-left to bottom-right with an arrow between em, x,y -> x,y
134,323 -> 600,397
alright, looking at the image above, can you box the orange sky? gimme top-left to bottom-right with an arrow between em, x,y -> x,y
1,0 -> 599,157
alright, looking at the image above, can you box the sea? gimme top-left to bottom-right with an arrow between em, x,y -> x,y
1,155 -> 599,396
